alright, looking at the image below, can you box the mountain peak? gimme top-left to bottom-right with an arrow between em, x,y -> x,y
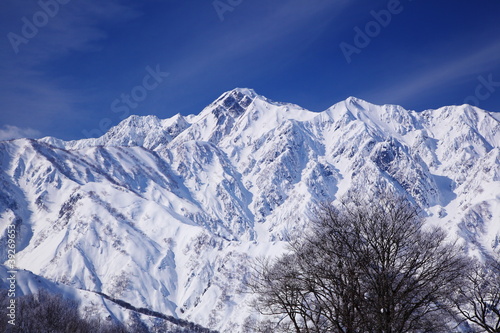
207,88 -> 257,119
218,87 -> 258,103
344,96 -> 378,110
228,87 -> 258,98
345,96 -> 363,103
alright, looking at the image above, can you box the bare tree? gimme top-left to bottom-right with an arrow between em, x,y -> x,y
250,193 -> 470,333
455,259 -> 500,332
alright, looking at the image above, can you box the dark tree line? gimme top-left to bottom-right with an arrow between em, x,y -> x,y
0,289 -> 128,333
95,291 -> 218,333
249,193 -> 500,333
0,289 -> 214,333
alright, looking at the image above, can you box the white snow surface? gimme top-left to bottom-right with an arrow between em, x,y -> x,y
1,88 -> 500,331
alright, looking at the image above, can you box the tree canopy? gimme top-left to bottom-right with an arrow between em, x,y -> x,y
250,194 -> 474,333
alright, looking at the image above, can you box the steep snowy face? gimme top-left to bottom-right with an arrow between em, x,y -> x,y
1,88 -> 499,332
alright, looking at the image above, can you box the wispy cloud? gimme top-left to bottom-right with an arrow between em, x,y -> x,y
2,0 -> 140,61
0,125 -> 41,141
0,66 -> 81,131
171,0 -> 349,81
0,0 -> 141,138
364,41 -> 500,106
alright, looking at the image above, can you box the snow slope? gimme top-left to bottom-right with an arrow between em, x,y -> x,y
1,88 -> 499,331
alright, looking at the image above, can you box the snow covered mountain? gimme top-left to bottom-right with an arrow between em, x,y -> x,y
1,88 -> 499,331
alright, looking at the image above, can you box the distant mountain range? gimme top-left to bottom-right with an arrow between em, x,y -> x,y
1,88 -> 499,332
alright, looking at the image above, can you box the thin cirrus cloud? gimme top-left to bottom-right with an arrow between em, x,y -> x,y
364,41 -> 500,108
2,0 -> 140,62
0,66 -> 81,129
0,0 -> 142,137
169,0 -> 349,82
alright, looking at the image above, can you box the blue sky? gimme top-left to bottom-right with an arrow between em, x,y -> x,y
1,0 -> 499,140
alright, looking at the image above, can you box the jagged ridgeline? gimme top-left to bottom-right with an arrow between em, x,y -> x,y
0,88 -> 499,332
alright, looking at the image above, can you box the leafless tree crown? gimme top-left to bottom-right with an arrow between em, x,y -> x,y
249,194 -> 474,333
